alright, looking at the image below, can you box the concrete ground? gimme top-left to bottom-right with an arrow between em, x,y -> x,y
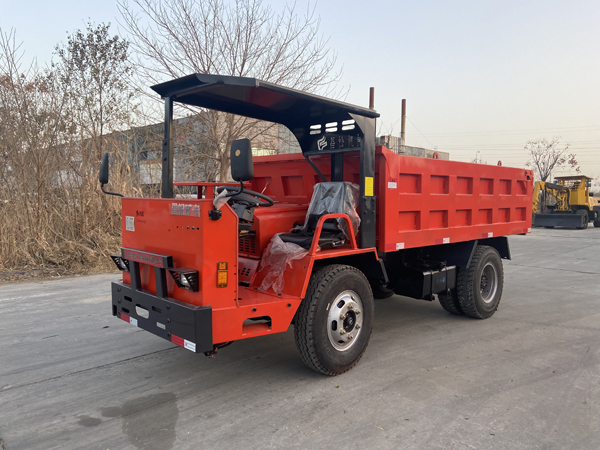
1,228 -> 599,450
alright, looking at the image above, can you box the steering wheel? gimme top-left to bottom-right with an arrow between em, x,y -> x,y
216,186 -> 275,207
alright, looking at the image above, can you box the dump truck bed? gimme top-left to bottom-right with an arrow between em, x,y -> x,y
248,146 -> 533,255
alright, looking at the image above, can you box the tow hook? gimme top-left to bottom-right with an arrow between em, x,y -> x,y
203,341 -> 233,358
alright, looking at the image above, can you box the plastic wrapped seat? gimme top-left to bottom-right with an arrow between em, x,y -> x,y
278,182 -> 360,250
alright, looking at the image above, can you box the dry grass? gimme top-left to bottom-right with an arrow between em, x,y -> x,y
0,137 -> 138,277
0,28 -> 161,279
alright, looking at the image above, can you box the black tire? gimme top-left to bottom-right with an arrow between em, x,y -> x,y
576,210 -> 589,229
457,246 -> 504,319
369,279 -> 394,299
438,290 -> 464,315
294,264 -> 374,375
594,220 -> 600,228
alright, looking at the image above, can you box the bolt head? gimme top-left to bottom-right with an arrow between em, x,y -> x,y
340,329 -> 346,335
355,309 -> 361,315
355,324 -> 361,329
348,304 -> 354,310
340,314 -> 346,320
348,334 -> 354,340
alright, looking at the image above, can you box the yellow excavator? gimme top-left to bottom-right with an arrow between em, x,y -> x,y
532,175 -> 600,229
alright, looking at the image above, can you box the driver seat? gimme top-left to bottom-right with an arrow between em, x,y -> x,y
278,182 -> 358,250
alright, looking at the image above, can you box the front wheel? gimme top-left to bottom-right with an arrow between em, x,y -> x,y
294,265 -> 374,375
457,246 -> 504,319
576,210 -> 589,229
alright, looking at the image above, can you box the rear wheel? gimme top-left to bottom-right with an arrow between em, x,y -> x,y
457,246 -> 504,319
294,265 -> 374,375
594,220 -> 600,228
438,290 -> 464,315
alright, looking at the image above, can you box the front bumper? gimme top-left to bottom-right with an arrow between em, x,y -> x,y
112,282 -> 213,353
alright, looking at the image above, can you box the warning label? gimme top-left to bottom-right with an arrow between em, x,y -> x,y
365,177 -> 374,197
126,216 -> 135,232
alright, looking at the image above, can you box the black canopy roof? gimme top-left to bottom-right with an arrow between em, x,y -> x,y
152,73 -> 379,248
150,74 -> 379,129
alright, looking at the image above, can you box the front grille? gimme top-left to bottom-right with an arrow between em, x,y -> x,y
239,235 -> 257,255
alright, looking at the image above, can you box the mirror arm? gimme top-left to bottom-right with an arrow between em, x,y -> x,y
225,181 -> 244,198
101,183 -> 124,198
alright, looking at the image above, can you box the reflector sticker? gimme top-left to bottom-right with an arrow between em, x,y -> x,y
488,232 -> 493,238
171,203 -> 200,217
122,248 -> 169,268
388,178 -> 397,189
527,227 -> 532,233
443,237 -> 450,244
396,242 -> 404,250
365,177 -> 374,196
120,313 -> 138,327
171,334 -> 196,352
184,340 -> 196,352
126,216 -> 135,232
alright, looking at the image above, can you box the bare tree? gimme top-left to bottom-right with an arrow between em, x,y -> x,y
525,137 -> 579,181
118,0 -> 341,181
54,22 -> 136,151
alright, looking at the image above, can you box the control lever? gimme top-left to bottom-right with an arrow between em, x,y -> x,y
261,181 -> 270,195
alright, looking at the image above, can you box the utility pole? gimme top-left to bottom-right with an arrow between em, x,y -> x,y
161,96 -> 174,198
400,99 -> 406,154
369,87 -> 375,110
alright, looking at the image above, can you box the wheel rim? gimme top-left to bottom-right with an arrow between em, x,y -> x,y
327,290 -> 364,352
480,262 -> 498,303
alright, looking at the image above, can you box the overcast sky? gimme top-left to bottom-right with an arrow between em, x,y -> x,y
2,0 -> 599,179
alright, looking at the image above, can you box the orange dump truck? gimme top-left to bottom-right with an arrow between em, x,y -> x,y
100,74 -> 533,375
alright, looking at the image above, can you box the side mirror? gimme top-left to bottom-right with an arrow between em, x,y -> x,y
99,152 -> 109,185
99,152 -> 123,198
230,139 -> 253,182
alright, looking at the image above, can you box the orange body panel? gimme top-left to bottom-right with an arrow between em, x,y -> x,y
247,146 -> 533,254
375,147 -> 533,251
120,198 -> 238,309
118,145 -> 532,345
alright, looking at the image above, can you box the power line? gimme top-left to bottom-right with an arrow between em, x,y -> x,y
406,118 -> 437,149
412,125 -> 600,137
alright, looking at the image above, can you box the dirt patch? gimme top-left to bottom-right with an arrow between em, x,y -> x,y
0,268 -> 119,284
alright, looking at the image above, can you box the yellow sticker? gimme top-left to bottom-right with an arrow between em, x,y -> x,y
365,177 -> 374,196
